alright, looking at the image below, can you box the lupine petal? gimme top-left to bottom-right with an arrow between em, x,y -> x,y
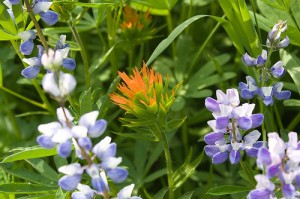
78,111 -> 99,127
248,189 -> 271,199
263,96 -> 273,106
78,137 -> 92,151
244,130 -> 261,145
21,66 -> 40,79
33,2 -> 52,13
242,52 -> 256,66
101,143 -> 116,160
38,122 -> 61,136
117,184 -> 134,198
42,73 -> 60,97
88,119 -> 107,138
18,30 -> 36,41
36,135 -> 56,148
56,107 -> 74,125
20,40 -> 34,55
22,57 -> 41,66
72,126 -> 88,138
8,0 -> 20,5
205,97 -> 220,112
204,145 -> 220,157
58,174 -> 81,191
257,147 -> 271,166
250,114 -> 264,128
101,157 -> 122,170
229,150 -> 240,164
238,116 -> 252,130
62,58 -> 76,70
267,164 -> 279,178
274,90 -> 291,100
282,184 -> 295,199
106,167 -> 128,183
212,151 -> 228,164
52,128 -> 72,143
295,174 -> 300,189
91,172 -> 109,193
278,36 -> 290,48
57,141 -> 72,158
204,132 -> 224,145
58,163 -> 84,176
216,117 -> 229,129
240,89 -> 255,99
92,136 -> 112,158
40,11 -> 59,25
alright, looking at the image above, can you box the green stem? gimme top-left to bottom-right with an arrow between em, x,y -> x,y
166,13 -> 176,58
160,129 -> 173,199
68,20 -> 90,89
259,100 -> 267,145
10,40 -> 55,115
273,102 -> 284,130
107,7 -> 118,76
23,0 -> 49,52
0,86 -> 45,109
187,15 -> 224,79
287,112 -> 300,131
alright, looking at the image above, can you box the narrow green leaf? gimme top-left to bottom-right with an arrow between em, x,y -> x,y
190,72 -> 236,90
207,185 -> 251,195
146,15 -> 208,65
98,76 -> 121,118
112,131 -> 156,141
239,161 -> 256,188
53,1 -> 117,8
2,146 -> 57,163
12,2 -> 25,31
284,99 -> 300,106
143,169 -> 167,183
290,0 -> 300,28
89,45 -> 115,73
281,50 -> 300,94
19,194 -> 56,199
25,159 -> 59,182
185,89 -> 212,98
79,87 -> 92,114
153,187 -> 169,199
0,2 -> 17,34
0,183 -> 57,194
0,28 -> 18,41
55,188 -> 67,199
0,163 -> 57,187
0,62 -> 2,87
178,191 -> 194,199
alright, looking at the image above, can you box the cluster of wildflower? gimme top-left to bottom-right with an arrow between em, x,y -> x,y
241,20 -> 291,106
248,132 -> 300,199
204,88 -> 264,164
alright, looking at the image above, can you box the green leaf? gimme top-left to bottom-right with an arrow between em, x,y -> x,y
290,0 -> 300,28
185,89 -> 212,98
12,2 -> 25,31
207,185 -> 251,195
172,150 -> 204,191
0,62 -> 2,87
55,188 -> 67,199
79,87 -> 92,114
19,194 -> 56,199
281,50 -> 300,94
0,2 -> 17,34
89,45 -> 115,73
284,99 -> 300,106
166,116 -> 187,133
112,131 -> 157,141
0,28 -> 18,41
218,0 -> 261,55
98,76 -> 121,119
25,159 -> 59,182
146,15 -> 208,65
178,191 -> 194,199
2,146 -> 57,162
0,163 -> 57,187
153,187 -> 169,199
0,183 -> 57,194
143,169 -> 167,183
170,96 -> 185,111
239,161 -> 256,188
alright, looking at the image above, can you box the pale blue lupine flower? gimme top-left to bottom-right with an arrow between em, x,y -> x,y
117,184 -> 142,199
270,61 -> 285,78
21,45 -> 44,79
239,76 -> 259,100
266,20 -> 289,49
41,49 -> 63,71
247,174 -> 275,199
258,83 -> 291,106
18,30 -> 36,55
72,183 -> 96,199
8,0 -> 20,5
253,132 -> 300,198
54,35 -> 76,70
243,50 -> 267,67
33,0 -> 59,25
42,71 -> 76,102
58,163 -> 84,191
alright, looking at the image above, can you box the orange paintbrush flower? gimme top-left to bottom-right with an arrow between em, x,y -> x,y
110,63 -> 180,116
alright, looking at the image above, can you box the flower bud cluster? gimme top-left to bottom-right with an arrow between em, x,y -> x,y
204,89 -> 264,164
248,132 -> 300,199
241,21 -> 291,106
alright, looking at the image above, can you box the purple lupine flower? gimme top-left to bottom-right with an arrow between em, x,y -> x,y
8,0 -> 20,5
247,175 -> 275,199
266,20 -> 289,49
270,61 -> 285,78
242,50 -> 267,67
86,164 -> 110,194
258,86 -> 274,106
41,49 -> 63,71
272,82 -> 291,101
251,132 -> 300,198
21,45 -> 44,79
117,184 -> 142,199
58,163 -> 84,191
54,35 -> 76,71
72,183 -> 96,199
33,0 -> 59,25
18,30 -> 36,55
239,76 -> 259,100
